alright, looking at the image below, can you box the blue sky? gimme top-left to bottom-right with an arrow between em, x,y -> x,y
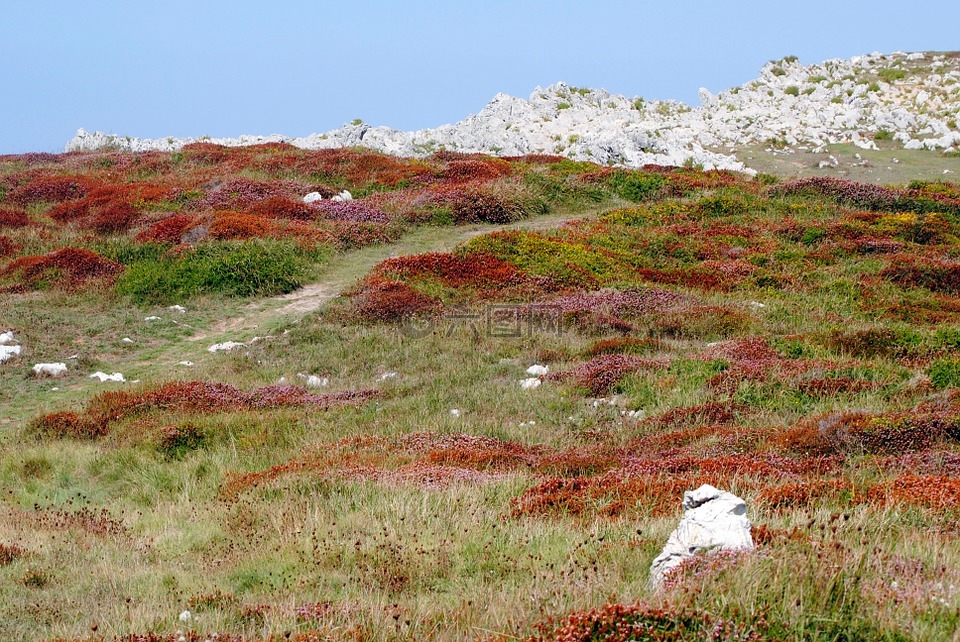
3,1 -> 959,153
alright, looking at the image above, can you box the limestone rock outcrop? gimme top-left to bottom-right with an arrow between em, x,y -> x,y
649,484 -> 754,588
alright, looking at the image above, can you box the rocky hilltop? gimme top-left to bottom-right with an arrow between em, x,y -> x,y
68,51 -> 960,173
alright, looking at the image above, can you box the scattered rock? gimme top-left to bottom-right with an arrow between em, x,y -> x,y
144,316 -> 161,322
520,378 -> 542,390
32,363 -> 67,377
526,364 -> 549,376
89,372 -> 125,383
65,51 -> 960,173
0,345 -> 21,363
649,484 -> 754,588
378,371 -> 398,381
168,305 -> 187,313
207,341 -> 245,353
297,373 -> 329,388
450,408 -> 462,417
331,190 -> 353,202
177,361 -> 194,367
302,192 -> 323,204
121,337 -> 134,344
0,331 -> 15,345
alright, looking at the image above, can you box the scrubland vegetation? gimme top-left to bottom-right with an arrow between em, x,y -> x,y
2,144 -> 960,640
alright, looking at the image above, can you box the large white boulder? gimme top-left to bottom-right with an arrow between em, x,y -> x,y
0,345 -> 21,363
649,484 -> 753,588
32,363 -> 68,377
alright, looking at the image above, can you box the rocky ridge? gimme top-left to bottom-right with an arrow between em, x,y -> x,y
67,51 -> 960,173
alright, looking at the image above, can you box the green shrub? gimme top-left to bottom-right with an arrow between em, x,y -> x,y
929,358 -> 960,389
606,171 -> 664,202
117,239 -> 314,304
784,86 -> 800,97
877,68 -> 906,83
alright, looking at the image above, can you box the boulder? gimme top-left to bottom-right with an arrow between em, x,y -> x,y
649,484 -> 753,588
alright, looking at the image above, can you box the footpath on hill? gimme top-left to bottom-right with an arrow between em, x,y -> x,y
134,206 -> 606,378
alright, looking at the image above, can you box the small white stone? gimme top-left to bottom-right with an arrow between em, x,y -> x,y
89,372 -> 125,383
145,316 -> 161,321
0,345 -> 21,363
121,337 -> 134,344
179,610 -> 192,623
299,374 -> 328,388
526,364 -> 549,376
177,360 -> 194,367
378,371 -> 398,381
0,331 -> 14,345
168,305 -> 187,313
303,191 -> 323,203
207,341 -> 245,353
450,408 -> 461,417
520,377 -> 542,390
32,363 -> 67,377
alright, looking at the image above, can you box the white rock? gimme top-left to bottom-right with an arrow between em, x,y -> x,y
65,51 -> 960,174
121,337 -> 135,344
168,305 -> 187,313
0,331 -> 14,345
177,361 -> 194,367
89,372 -> 125,383
303,191 -> 323,204
178,610 -> 192,623
297,373 -> 329,387
144,316 -> 162,321
207,341 -> 245,353
0,345 -> 21,363
32,363 -> 67,377
526,364 -> 549,376
331,190 -> 353,202
450,408 -> 461,417
520,377 -> 542,390
649,484 -> 754,588
378,371 -> 398,381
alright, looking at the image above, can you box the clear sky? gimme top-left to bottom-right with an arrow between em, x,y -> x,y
3,1 -> 959,153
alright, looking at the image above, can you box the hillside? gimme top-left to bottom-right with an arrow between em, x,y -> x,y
2,72 -> 960,639
68,51 -> 960,175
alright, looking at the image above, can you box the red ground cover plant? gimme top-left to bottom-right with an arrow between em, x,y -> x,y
1,247 -> 123,289
87,201 -> 139,234
30,381 -> 383,440
0,207 -> 28,228
544,354 -> 670,395
315,199 -> 392,224
868,474 -> 960,511
639,401 -> 746,431
194,177 -> 309,210
249,196 -> 316,221
208,211 -> 276,240
758,479 -> 863,509
524,601 -> 770,642
436,157 -> 512,183
373,251 -> 535,295
771,176 -> 901,211
7,174 -> 90,205
135,214 -> 199,244
583,337 -> 667,357
510,472 -> 721,519
347,276 -> 440,323
0,235 -> 21,258
880,253 -> 960,293
776,405 -> 960,457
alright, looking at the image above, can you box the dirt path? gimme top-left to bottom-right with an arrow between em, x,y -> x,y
185,207 -> 601,344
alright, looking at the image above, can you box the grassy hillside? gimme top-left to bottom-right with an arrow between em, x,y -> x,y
1,146 -> 960,641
